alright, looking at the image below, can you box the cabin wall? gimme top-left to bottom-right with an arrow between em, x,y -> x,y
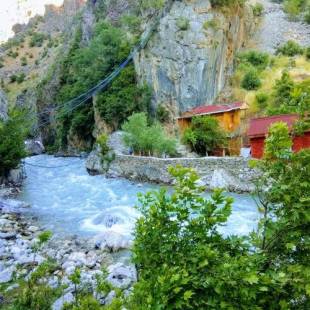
250,132 -> 310,159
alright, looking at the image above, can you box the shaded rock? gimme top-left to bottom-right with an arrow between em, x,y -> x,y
93,231 -> 132,252
25,139 -> 45,156
0,90 -> 8,121
104,290 -> 116,305
0,267 -> 15,284
0,198 -> 30,213
52,292 -> 74,310
107,131 -> 129,155
85,149 -> 106,175
106,263 -> 137,289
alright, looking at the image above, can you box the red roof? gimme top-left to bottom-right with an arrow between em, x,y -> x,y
179,102 -> 244,118
248,114 -> 300,138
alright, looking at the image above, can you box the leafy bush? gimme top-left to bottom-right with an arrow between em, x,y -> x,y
8,50 -> 19,58
176,17 -> 190,31
96,133 -> 110,156
237,50 -> 269,70
305,46 -> 310,60
267,73 -> 310,117
128,136 -> 310,309
182,116 -> 227,155
203,19 -> 219,30
305,6 -> 310,23
252,3 -> 264,16
29,32 -> 47,47
21,56 -> 27,66
210,0 -> 244,7
255,92 -> 269,109
0,110 -> 27,176
96,66 -> 151,130
241,69 -> 262,90
155,104 -> 170,122
283,0 -> 305,19
276,40 -> 304,56
122,112 -> 176,157
264,122 -> 292,159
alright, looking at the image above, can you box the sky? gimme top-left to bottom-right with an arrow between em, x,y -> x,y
0,0 -> 64,42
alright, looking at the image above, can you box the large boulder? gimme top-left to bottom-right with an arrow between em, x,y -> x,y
106,263 -> 137,289
24,139 -> 45,155
92,231 -> 132,252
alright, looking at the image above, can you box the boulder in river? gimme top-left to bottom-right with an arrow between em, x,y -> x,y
25,139 -> 45,155
93,231 -> 132,252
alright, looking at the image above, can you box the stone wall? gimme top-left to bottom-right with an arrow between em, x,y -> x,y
86,151 -> 256,193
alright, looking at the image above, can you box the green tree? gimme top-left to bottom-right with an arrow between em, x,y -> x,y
182,116 -> 227,156
128,166 -> 286,309
122,112 -> 176,156
241,69 -> 262,90
276,40 -> 304,56
264,122 -> 292,160
0,110 -> 27,176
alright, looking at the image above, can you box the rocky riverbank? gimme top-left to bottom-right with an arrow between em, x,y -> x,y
0,197 -> 137,309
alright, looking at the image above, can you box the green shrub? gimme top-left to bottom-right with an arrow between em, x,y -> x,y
9,73 -> 26,84
203,19 -> 219,30
255,92 -> 269,109
210,0 -> 244,7
155,104 -> 170,122
305,46 -> 310,60
8,50 -> 19,58
283,0 -> 304,19
16,73 -> 26,84
305,6 -> 310,23
241,69 -> 262,90
0,110 -> 27,176
128,143 -> 310,309
176,17 -> 190,31
96,133 -> 110,156
237,50 -> 269,69
29,32 -> 47,47
122,112 -> 176,157
21,56 -> 27,66
182,116 -> 227,155
252,3 -> 264,16
276,40 -> 304,56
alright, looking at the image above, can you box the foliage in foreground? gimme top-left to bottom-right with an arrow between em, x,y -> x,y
182,116 -> 227,156
127,122 -> 310,308
122,112 -> 176,157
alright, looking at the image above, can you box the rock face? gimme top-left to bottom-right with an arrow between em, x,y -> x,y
134,0 -> 254,113
0,90 -> 8,121
254,0 -> 310,53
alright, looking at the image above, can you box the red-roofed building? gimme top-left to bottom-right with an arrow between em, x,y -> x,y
248,114 -> 310,159
178,102 -> 248,155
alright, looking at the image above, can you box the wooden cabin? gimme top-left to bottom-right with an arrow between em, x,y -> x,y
248,114 -> 310,159
177,102 -> 248,156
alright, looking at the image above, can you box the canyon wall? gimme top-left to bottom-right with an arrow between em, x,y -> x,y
134,0 -> 255,114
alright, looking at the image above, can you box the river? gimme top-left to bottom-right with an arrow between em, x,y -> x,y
18,155 -> 259,240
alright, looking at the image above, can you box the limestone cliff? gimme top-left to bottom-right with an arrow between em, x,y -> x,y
0,90 -> 8,121
134,0 -> 254,114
